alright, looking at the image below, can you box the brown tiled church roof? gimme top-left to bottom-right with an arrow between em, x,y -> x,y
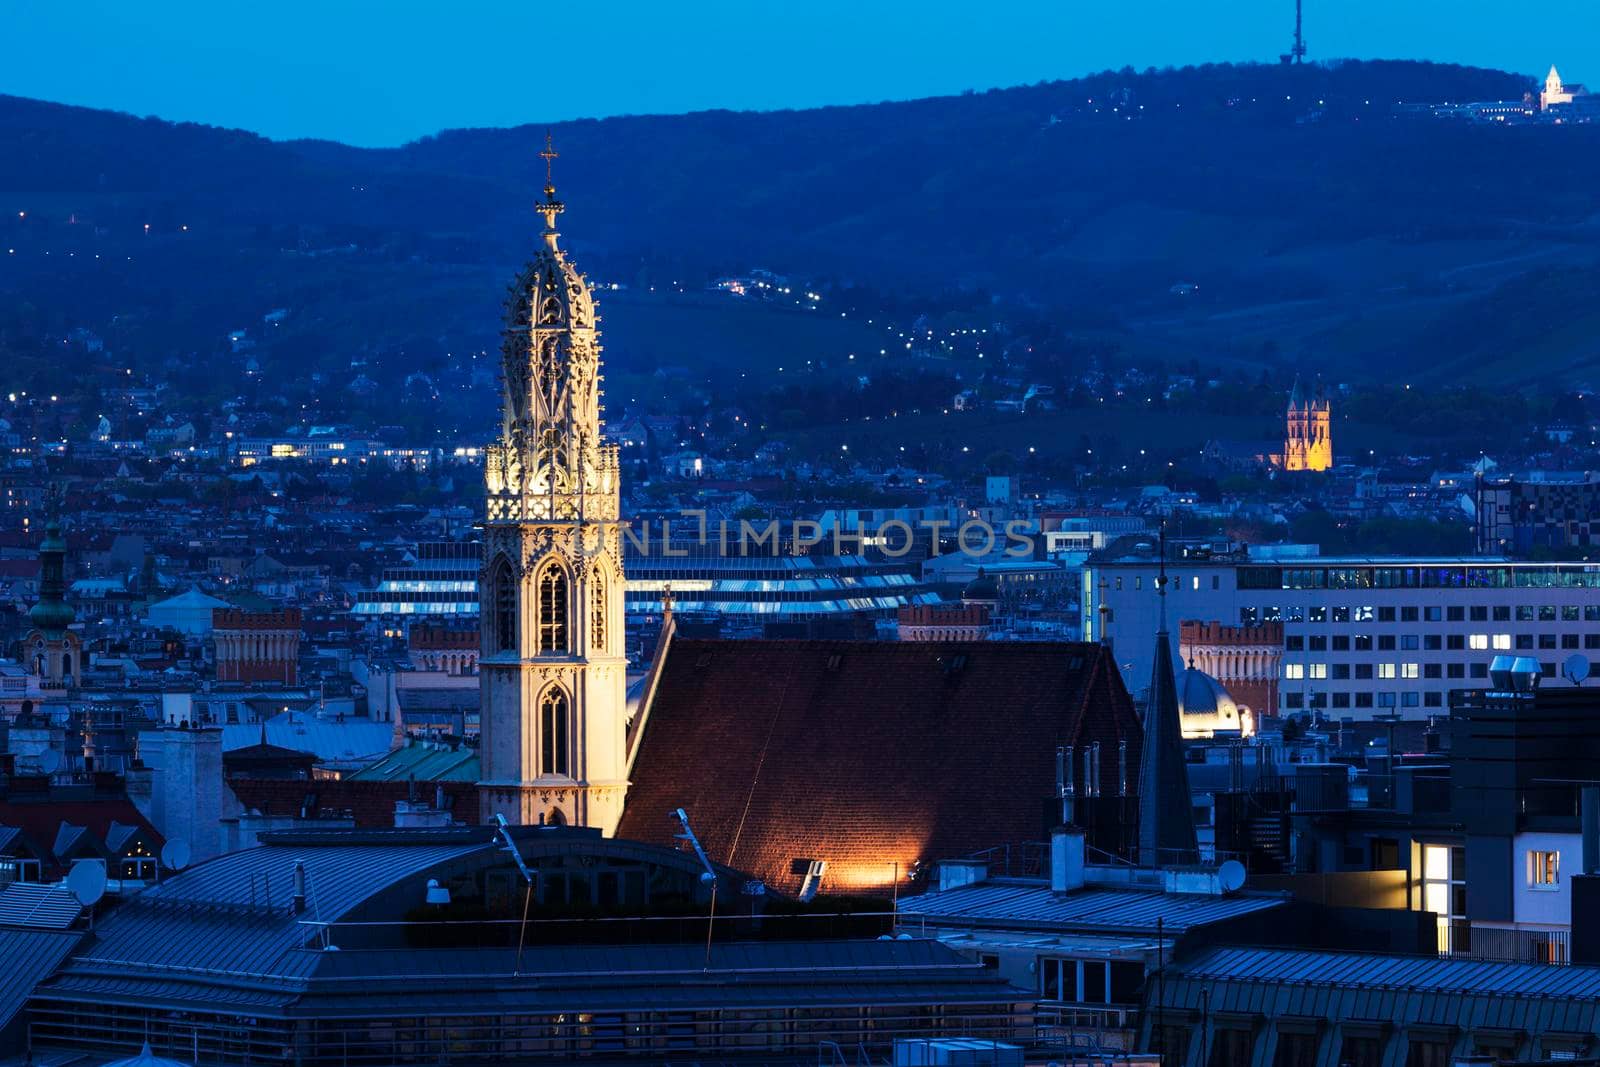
617,638 -> 1141,897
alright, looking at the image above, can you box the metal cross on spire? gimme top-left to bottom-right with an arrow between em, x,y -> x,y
1156,519 -> 1169,634
536,130 -> 565,237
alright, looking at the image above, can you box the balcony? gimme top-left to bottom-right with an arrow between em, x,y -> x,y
1441,923 -> 1570,965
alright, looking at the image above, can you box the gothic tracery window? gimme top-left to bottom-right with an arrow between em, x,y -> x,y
540,687 -> 570,777
591,564 -> 606,653
490,557 -> 516,653
538,565 -> 569,653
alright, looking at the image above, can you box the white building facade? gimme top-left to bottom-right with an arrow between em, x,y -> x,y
1084,555 -> 1600,720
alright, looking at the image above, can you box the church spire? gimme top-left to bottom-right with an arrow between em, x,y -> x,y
1136,523 -> 1197,867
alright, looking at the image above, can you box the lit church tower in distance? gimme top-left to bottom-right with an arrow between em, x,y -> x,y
478,139 -> 628,832
1281,375 -> 1332,472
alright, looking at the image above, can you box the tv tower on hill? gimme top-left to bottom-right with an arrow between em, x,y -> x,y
1280,0 -> 1307,65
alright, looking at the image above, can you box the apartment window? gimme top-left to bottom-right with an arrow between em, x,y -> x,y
1240,607 -> 1258,625
1355,664 -> 1374,680
1135,577 -> 1142,591
1332,693 -> 1350,708
1354,693 -> 1373,708
1354,606 -> 1374,622
1332,664 -> 1351,680
1540,606 -> 1557,622
1587,606 -> 1600,622
1309,663 -> 1328,680
1378,664 -> 1397,679
1377,692 -> 1397,708
1212,575 -> 1220,590
1333,607 -> 1351,623
1470,663 -> 1489,678
1447,607 -> 1465,622
1355,635 -> 1373,651
1309,606 -> 1327,623
1468,634 -> 1489,650
1516,635 -> 1534,650
1332,635 -> 1350,651
1493,606 -> 1511,622
1563,634 -> 1581,650
1286,636 -> 1305,652
1379,607 -> 1397,622
1309,635 -> 1327,651
1401,607 -> 1419,622
1517,606 -> 1535,621
1401,635 -> 1420,651
1378,636 -> 1396,651
1424,635 -> 1442,651
1447,663 -> 1466,679
1470,606 -> 1489,622
1191,576 -> 1200,591
1424,664 -> 1441,679
1424,606 -> 1442,622
1447,635 -> 1465,651
1115,577 -> 1123,591
1284,664 -> 1305,680
1587,634 -> 1600,650
1529,850 -> 1559,890
1309,692 -> 1328,709
1401,663 -> 1419,679
1402,692 -> 1420,708
1539,634 -> 1558,650
1285,692 -> 1304,709
1424,692 -> 1443,707
1493,634 -> 1512,650
1563,606 -> 1581,622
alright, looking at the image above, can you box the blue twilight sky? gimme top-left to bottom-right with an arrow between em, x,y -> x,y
3,0 -> 1594,146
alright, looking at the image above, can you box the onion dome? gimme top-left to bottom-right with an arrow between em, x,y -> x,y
961,567 -> 999,605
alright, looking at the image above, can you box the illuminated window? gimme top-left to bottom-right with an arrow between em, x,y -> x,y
1308,663 -> 1327,679
1283,664 -> 1305,680
537,566 -> 569,653
1469,634 -> 1489,650
540,687 -> 570,776
1378,664 -> 1397,679
1493,634 -> 1512,650
1401,663 -> 1420,679
1529,850 -> 1560,889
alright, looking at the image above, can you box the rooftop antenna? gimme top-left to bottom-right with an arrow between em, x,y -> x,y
672,807 -> 720,971
494,813 -> 537,977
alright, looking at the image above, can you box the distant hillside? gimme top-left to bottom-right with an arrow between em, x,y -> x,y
5,57 -> 1600,428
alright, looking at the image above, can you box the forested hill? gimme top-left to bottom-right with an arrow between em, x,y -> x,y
5,58 -> 1600,399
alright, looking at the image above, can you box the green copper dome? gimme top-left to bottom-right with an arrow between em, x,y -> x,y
29,520 -> 74,633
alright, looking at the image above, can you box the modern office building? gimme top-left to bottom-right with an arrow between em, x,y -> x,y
1084,550 -> 1600,719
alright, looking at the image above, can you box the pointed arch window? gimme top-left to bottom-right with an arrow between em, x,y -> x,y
490,557 -> 516,653
591,564 -> 607,653
538,566 -> 569,653
540,687 -> 570,777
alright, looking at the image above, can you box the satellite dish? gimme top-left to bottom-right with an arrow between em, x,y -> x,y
1564,653 -> 1591,686
1217,859 -> 1247,894
37,750 -> 61,775
160,840 -> 191,872
66,859 -> 107,907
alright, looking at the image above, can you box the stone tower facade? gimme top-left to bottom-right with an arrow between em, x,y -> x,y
1282,376 -> 1332,472
478,143 -> 628,833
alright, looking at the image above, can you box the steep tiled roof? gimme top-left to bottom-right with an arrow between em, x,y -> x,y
617,639 -> 1141,897
0,797 -> 163,870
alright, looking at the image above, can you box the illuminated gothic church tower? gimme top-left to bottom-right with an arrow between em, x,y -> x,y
479,143 -> 628,832
1282,375 -> 1332,472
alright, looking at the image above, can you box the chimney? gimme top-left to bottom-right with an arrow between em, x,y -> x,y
292,860 -> 307,913
1050,825 -> 1086,894
1571,787 -> 1600,964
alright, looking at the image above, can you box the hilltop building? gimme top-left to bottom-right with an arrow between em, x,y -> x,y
1542,64 -> 1584,109
1279,375 -> 1332,472
477,144 -> 628,833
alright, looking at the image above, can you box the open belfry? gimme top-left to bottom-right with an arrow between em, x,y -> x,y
478,139 -> 629,831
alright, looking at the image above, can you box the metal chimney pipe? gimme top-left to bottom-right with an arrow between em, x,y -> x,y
292,860 -> 307,914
